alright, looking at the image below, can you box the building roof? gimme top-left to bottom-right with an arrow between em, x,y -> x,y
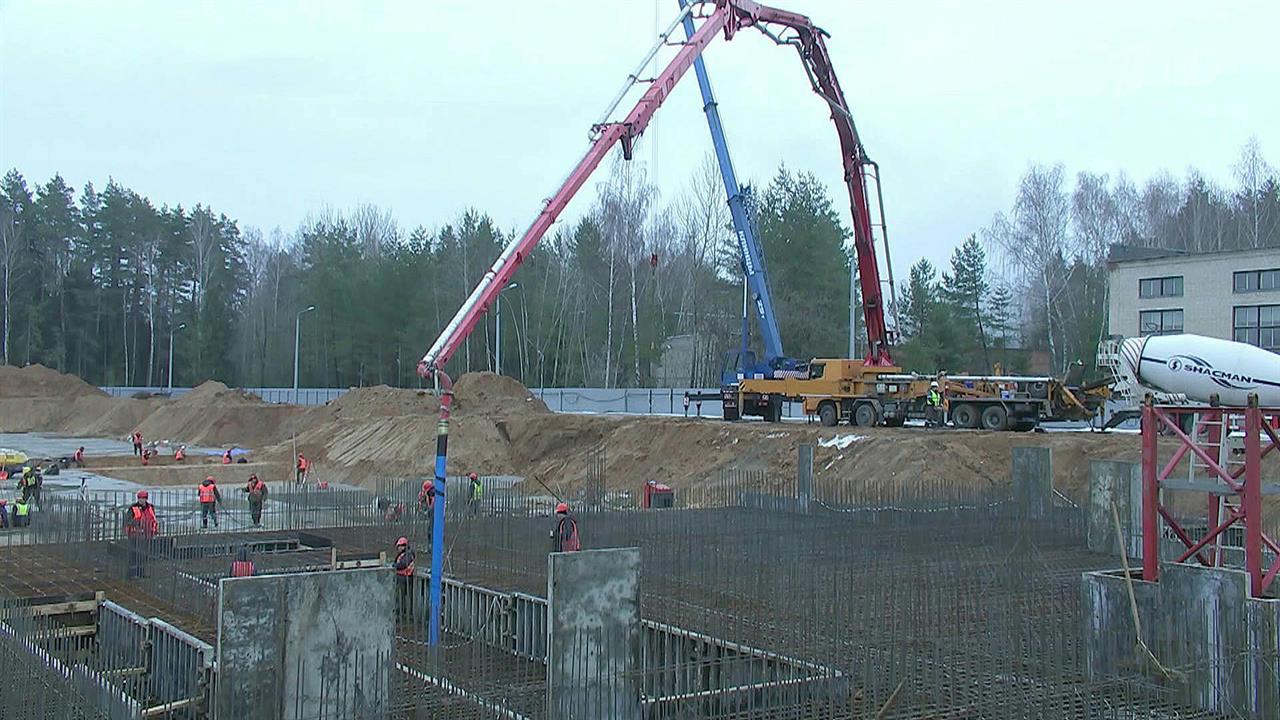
1108,243 -> 1280,267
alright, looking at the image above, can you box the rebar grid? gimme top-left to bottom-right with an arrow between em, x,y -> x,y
0,467 -> 1248,718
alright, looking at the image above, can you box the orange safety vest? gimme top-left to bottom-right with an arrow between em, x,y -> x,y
175,449 -> 185,461
198,484 -> 217,503
395,549 -> 416,577
73,450 -> 84,463
230,560 -> 255,578
556,516 -> 581,552
297,457 -> 308,471
127,504 -> 158,537
222,451 -> 232,465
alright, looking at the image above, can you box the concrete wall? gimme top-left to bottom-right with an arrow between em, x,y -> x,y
1012,446 -> 1051,520
1082,563 -> 1280,719
1108,247 -> 1280,341
216,568 -> 394,720
546,547 -> 641,720
796,444 -> 813,513
1088,460 -> 1143,559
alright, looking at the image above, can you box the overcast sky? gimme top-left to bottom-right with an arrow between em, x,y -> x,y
2,1 -> 1278,272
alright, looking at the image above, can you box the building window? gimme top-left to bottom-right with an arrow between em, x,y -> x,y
1233,269 -> 1280,293
1233,305 -> 1280,351
1139,309 -> 1183,336
1139,276 -> 1183,298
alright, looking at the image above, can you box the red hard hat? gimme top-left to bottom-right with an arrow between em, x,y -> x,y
469,472 -> 478,480
422,480 -> 430,489
137,490 -> 149,499
396,537 -> 408,546
555,502 -> 568,514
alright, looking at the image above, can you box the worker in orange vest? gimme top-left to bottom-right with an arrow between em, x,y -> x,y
295,454 -> 309,485
244,474 -> 268,526
174,446 -> 186,462
131,431 -> 144,456
551,503 -> 581,552
124,490 -> 159,578
393,537 -> 416,621
222,447 -> 234,465
141,448 -> 153,466
418,480 -> 435,515
72,446 -> 85,467
229,544 -> 255,577
198,477 -> 222,529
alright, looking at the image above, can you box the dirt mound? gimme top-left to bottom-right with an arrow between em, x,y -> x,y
178,380 -> 263,406
325,385 -> 441,418
0,364 -> 106,399
454,372 -> 548,416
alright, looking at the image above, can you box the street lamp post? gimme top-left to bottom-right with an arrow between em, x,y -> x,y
168,322 -> 186,393
495,283 -> 518,375
294,305 -> 316,404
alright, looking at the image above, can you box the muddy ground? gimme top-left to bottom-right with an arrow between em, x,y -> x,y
0,363 -> 1146,501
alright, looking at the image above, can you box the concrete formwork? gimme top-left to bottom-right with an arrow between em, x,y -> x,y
1012,446 -> 1051,520
216,567 -> 394,720
1082,562 -> 1280,719
1088,460 -> 1143,558
547,547 -> 642,720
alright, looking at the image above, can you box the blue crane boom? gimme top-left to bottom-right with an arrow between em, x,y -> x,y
679,0 -> 792,380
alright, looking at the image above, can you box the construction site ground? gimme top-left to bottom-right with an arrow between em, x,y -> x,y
0,363 -> 1155,505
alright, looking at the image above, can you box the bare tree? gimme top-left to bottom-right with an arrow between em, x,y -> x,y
1234,136 -> 1276,249
0,203 -> 22,365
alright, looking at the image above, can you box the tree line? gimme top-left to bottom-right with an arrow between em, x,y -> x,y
0,154 -> 851,389
895,138 -> 1280,376
2,139 -> 1276,390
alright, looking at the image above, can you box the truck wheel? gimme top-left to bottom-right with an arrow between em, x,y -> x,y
818,402 -> 838,427
951,404 -> 978,429
981,405 -> 1009,431
723,407 -> 739,421
853,402 -> 879,427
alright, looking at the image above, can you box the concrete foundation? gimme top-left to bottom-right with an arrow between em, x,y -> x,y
216,568 -> 394,720
1082,562 -> 1280,718
1088,460 -> 1143,558
546,547 -> 641,720
1011,446 -> 1051,519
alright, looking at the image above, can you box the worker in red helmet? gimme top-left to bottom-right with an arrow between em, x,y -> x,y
124,490 -> 159,578
296,454 -> 309,485
417,480 -> 435,515
550,502 -> 580,553
393,536 -> 416,621
198,476 -> 222,529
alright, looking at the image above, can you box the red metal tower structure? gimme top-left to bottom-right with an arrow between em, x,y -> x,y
1141,395 -> 1280,597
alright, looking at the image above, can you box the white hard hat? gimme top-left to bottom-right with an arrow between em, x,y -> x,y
930,381 -> 939,387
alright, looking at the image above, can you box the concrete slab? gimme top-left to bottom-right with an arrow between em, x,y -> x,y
216,568 -> 394,720
547,547 -> 641,720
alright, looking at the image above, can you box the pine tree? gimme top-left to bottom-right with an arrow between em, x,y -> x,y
941,234 -> 990,370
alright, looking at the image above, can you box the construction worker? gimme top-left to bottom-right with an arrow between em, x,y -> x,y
72,446 -> 85,467
295,454 -> 308,485
550,502 -> 580,553
469,472 -> 482,516
17,466 -> 32,502
131,431 -> 144,456
174,445 -> 186,462
124,490 -> 159,578
28,466 -> 42,508
393,537 -> 416,621
198,476 -> 222,529
12,495 -> 30,528
229,545 -> 255,577
417,480 -> 435,516
141,448 -> 153,466
222,447 -> 234,465
0,499 -> 8,529
243,474 -> 268,526
925,381 -> 944,429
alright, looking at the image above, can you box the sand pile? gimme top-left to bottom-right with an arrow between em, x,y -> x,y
0,363 -> 106,399
453,372 -> 548,416
135,381 -> 305,449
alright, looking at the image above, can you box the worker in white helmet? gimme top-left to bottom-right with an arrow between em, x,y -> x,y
925,381 -> 944,429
